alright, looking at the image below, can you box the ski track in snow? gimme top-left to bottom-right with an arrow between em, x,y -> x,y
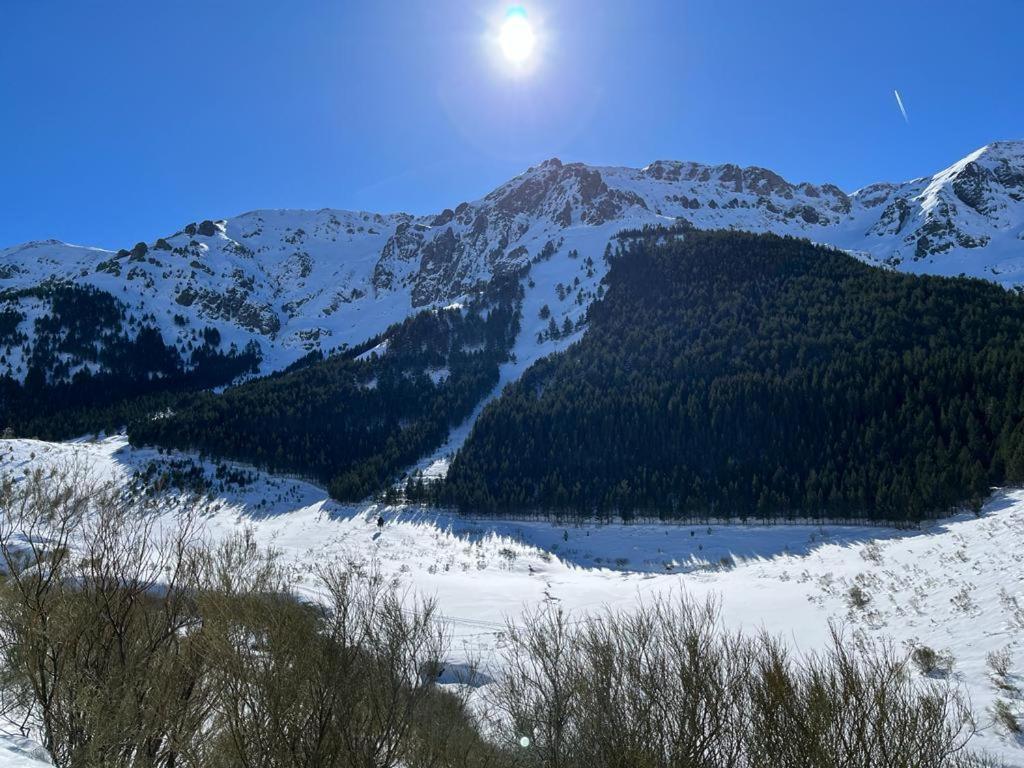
2,435 -> 1024,764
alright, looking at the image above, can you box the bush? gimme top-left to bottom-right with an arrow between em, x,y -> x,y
913,644 -> 954,677
993,699 -> 1021,735
0,464 -> 210,767
487,598 -> 986,768
987,647 -> 1013,680
0,464 -> 488,768
847,584 -> 871,610
913,645 -> 942,675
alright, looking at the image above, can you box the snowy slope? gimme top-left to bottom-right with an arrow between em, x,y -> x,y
0,738 -> 48,768
2,141 -> 1023,385
3,435 -> 1023,764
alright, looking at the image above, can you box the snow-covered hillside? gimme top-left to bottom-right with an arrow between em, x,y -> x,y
2,435 -> 1023,764
2,141 -> 1023,384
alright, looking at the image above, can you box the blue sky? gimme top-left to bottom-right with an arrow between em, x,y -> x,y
2,1 -> 1021,249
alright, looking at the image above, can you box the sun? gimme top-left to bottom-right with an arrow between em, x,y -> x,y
498,7 -> 536,65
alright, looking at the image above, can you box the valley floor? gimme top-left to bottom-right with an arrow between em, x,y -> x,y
1,435 -> 1023,764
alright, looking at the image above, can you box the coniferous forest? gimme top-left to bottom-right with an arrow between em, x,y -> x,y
437,230 -> 1024,522
0,283 -> 261,438
129,278 -> 522,501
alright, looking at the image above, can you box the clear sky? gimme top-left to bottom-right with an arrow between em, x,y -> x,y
2,1 -> 1021,249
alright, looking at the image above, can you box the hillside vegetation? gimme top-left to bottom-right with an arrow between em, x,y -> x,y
439,230 -> 1024,522
129,278 -> 521,500
0,283 -> 260,438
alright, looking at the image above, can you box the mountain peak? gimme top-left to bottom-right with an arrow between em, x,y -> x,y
2,238 -> 110,258
978,138 -> 1024,157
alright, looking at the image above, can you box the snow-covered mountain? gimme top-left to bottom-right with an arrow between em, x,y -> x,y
2,140 -> 1023,383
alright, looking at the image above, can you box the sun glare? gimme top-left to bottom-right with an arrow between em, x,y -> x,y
499,7 -> 536,66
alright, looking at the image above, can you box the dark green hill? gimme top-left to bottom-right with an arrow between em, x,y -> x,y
129,279 -> 521,501
437,230 -> 1024,522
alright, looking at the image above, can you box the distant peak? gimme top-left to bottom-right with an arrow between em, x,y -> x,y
3,238 -> 108,254
981,138 -> 1024,153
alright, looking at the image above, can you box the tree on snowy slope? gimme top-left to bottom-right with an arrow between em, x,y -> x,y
0,283 -> 260,439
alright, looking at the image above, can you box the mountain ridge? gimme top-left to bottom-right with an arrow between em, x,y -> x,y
2,140 -> 1023,388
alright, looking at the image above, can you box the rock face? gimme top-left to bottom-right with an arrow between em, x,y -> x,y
1,140 -> 1023,383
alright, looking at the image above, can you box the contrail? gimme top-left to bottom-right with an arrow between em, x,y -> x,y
894,89 -> 909,123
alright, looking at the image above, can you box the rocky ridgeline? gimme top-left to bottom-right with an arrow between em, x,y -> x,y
1,140 -> 1022,383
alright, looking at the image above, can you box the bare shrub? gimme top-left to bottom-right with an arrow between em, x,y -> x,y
0,464 -> 480,768
986,648 -> 1013,682
860,541 -> 884,564
404,685 -> 501,768
747,630 -> 975,768
951,586 -> 977,614
992,699 -> 1021,735
570,597 -> 750,767
0,463 -> 211,768
488,597 -> 984,768
487,605 -> 582,766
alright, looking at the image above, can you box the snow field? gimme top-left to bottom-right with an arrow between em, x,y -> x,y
2,435 -> 1023,762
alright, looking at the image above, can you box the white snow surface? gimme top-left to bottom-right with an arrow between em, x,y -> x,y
1,435 -> 1023,765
